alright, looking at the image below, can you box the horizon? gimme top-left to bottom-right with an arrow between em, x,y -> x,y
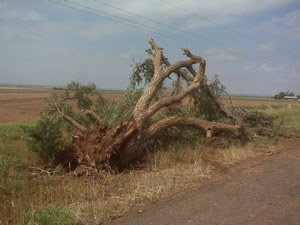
1,82 -> 294,98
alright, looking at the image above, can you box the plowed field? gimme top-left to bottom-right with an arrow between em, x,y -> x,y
0,87 -> 298,123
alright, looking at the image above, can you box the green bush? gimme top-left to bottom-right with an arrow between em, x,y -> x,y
21,113 -> 64,163
243,111 -> 277,136
243,111 -> 276,128
31,205 -> 73,225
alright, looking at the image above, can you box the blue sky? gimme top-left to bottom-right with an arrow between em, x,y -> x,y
1,0 -> 300,96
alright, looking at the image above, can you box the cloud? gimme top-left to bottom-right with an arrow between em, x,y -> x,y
204,48 -> 244,62
257,10 -> 300,40
78,23 -> 126,41
271,10 -> 300,26
23,11 -> 44,21
0,2 -> 8,9
259,42 -> 277,52
58,0 -> 298,31
260,64 -> 274,73
0,2 -> 43,22
242,65 -> 254,71
120,49 -> 140,59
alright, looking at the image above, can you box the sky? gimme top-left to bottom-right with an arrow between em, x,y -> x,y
1,0 -> 300,96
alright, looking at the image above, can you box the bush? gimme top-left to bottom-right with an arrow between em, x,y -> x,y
30,205 -> 73,225
243,111 -> 275,128
21,113 -> 64,163
243,111 -> 277,136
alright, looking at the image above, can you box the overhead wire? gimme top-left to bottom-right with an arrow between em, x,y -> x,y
50,0 -> 246,58
91,0 -> 246,58
49,0 -> 279,65
160,0 -> 261,43
49,0 -> 201,45
159,0 -> 282,64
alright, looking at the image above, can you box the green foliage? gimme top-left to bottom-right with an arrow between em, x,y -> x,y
47,81 -> 99,128
274,91 -> 295,99
31,205 -> 73,225
0,124 -> 23,146
243,111 -> 276,128
96,88 -> 143,126
130,59 -> 154,88
243,111 -> 277,136
65,81 -> 97,110
21,113 -> 64,163
270,105 -> 287,109
243,105 -> 269,111
193,75 -> 227,121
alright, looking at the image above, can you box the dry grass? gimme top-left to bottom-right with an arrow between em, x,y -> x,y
216,146 -> 258,165
2,135 -> 286,225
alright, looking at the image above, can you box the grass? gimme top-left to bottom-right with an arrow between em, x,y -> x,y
268,105 -> 300,134
1,104 -> 300,224
243,104 -> 300,135
228,96 -> 296,102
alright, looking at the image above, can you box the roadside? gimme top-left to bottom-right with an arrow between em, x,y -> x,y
111,143 -> 300,225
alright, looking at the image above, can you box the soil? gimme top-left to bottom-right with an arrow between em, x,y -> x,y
1,88 -> 298,124
0,88 -> 123,123
111,145 -> 300,225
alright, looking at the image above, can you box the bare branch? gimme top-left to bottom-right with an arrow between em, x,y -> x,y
85,110 -> 101,124
146,116 -> 243,139
54,102 -> 87,131
161,55 -> 193,83
145,49 -> 155,62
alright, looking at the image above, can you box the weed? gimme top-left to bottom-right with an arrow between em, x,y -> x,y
21,113 -> 65,163
29,205 -> 73,225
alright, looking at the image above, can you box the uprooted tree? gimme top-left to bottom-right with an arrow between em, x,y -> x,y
25,38 -> 248,172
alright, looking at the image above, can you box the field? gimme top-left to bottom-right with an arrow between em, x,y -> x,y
0,86 -> 298,123
0,87 -> 123,123
1,86 -> 300,225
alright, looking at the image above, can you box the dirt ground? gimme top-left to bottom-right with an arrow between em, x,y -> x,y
111,144 -> 300,225
0,87 -> 123,123
0,87 -> 298,123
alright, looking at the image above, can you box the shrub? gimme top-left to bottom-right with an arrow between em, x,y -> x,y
243,111 -> 275,128
21,113 -> 64,163
243,111 -> 277,136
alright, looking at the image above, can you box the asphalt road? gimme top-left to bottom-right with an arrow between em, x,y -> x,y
111,147 -> 300,225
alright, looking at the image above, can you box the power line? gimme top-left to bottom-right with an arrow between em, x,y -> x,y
90,0 -> 281,64
49,0 -> 199,45
49,0 -> 278,65
91,0 -> 247,58
159,0 -> 281,64
50,0 -> 245,59
160,0 -> 261,43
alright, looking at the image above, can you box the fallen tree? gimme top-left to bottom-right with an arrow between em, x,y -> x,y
28,38 -> 247,172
